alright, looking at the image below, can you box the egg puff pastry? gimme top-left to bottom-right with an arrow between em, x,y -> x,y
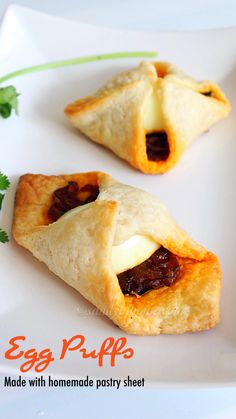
65,61 -> 231,174
13,172 -> 221,335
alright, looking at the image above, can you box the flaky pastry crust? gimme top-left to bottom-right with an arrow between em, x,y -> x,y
13,172 -> 221,335
64,61 -> 231,174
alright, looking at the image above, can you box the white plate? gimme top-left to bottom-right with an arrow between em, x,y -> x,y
0,5 -> 236,388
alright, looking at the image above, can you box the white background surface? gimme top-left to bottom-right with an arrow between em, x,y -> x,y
0,1 -> 236,418
1,0 -> 236,31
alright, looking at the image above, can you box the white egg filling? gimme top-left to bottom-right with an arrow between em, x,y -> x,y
59,202 -> 92,221
112,234 -> 160,274
59,206 -> 160,274
143,90 -> 164,133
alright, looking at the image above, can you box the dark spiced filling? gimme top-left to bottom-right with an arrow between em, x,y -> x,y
118,246 -> 180,295
48,181 -> 99,222
146,131 -> 170,162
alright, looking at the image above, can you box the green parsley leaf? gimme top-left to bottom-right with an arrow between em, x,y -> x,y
0,229 -> 9,243
0,193 -> 4,210
0,172 -> 10,190
0,103 -> 12,118
0,86 -> 20,119
0,173 -> 10,244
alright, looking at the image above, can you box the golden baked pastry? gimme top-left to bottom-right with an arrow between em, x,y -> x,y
65,61 -> 231,173
13,172 -> 221,335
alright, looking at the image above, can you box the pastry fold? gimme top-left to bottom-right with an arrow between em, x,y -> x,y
65,61 -> 231,173
13,172 -> 221,335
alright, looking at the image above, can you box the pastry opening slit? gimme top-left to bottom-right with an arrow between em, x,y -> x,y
201,91 -> 213,97
48,181 -> 99,222
154,63 -> 168,78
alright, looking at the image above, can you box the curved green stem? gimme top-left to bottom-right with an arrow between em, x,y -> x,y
0,51 -> 157,84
